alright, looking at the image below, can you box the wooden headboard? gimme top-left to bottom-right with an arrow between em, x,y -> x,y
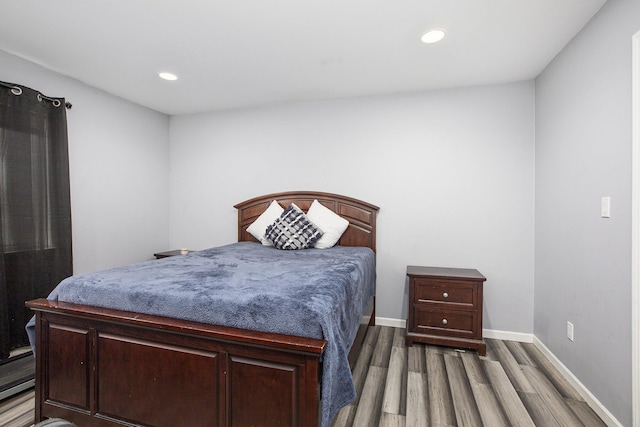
234,191 -> 379,251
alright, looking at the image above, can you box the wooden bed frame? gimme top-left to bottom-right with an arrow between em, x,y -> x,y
26,191 -> 379,427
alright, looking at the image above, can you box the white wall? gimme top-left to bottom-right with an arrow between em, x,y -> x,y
0,51 -> 171,274
534,0 -> 639,424
169,81 -> 535,332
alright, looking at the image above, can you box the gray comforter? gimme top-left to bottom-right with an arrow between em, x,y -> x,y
27,242 -> 376,427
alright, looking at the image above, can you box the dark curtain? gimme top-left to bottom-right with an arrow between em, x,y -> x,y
0,81 -> 72,359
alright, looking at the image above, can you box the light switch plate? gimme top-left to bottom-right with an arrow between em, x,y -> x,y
601,196 -> 611,218
567,321 -> 574,341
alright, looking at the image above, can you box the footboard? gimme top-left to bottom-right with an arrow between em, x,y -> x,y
26,299 -> 325,427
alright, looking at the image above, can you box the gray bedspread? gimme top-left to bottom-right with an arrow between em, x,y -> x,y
26,241 -> 376,427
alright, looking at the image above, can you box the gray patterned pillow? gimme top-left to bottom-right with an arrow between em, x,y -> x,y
265,203 -> 324,250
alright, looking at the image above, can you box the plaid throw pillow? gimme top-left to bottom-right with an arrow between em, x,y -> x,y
265,204 -> 324,250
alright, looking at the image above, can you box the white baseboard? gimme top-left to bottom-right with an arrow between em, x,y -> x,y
375,316 -> 406,328
374,318 -> 535,343
483,328 -> 534,343
377,317 -> 620,426
532,336 -> 622,427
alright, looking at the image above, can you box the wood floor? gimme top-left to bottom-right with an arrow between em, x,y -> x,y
0,326 -> 606,427
0,388 -> 35,427
333,326 -> 606,427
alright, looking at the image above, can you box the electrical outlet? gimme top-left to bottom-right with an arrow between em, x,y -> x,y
567,321 -> 574,341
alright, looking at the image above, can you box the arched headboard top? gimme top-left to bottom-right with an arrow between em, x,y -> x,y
234,191 -> 379,251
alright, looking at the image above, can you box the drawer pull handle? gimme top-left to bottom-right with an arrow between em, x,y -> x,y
443,292 -> 449,298
442,319 -> 448,325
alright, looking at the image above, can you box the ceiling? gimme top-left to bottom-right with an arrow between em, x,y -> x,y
0,0 -> 606,115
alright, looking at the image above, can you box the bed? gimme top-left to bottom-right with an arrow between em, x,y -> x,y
25,191 -> 379,427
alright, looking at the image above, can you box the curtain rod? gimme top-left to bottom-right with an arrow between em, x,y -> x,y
0,81 -> 72,109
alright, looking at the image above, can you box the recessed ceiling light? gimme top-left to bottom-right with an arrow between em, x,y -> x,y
158,72 -> 178,81
421,29 -> 446,44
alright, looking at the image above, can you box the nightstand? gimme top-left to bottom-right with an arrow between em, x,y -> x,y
153,249 -> 190,259
405,266 -> 487,355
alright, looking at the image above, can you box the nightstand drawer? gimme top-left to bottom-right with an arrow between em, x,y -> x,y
414,279 -> 476,307
413,306 -> 477,338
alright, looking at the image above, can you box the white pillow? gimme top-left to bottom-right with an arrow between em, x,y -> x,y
246,200 -> 284,246
306,199 -> 349,249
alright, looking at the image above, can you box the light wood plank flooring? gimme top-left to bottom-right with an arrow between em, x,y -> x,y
0,326 -> 606,427
333,326 -> 606,427
0,389 -> 35,427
